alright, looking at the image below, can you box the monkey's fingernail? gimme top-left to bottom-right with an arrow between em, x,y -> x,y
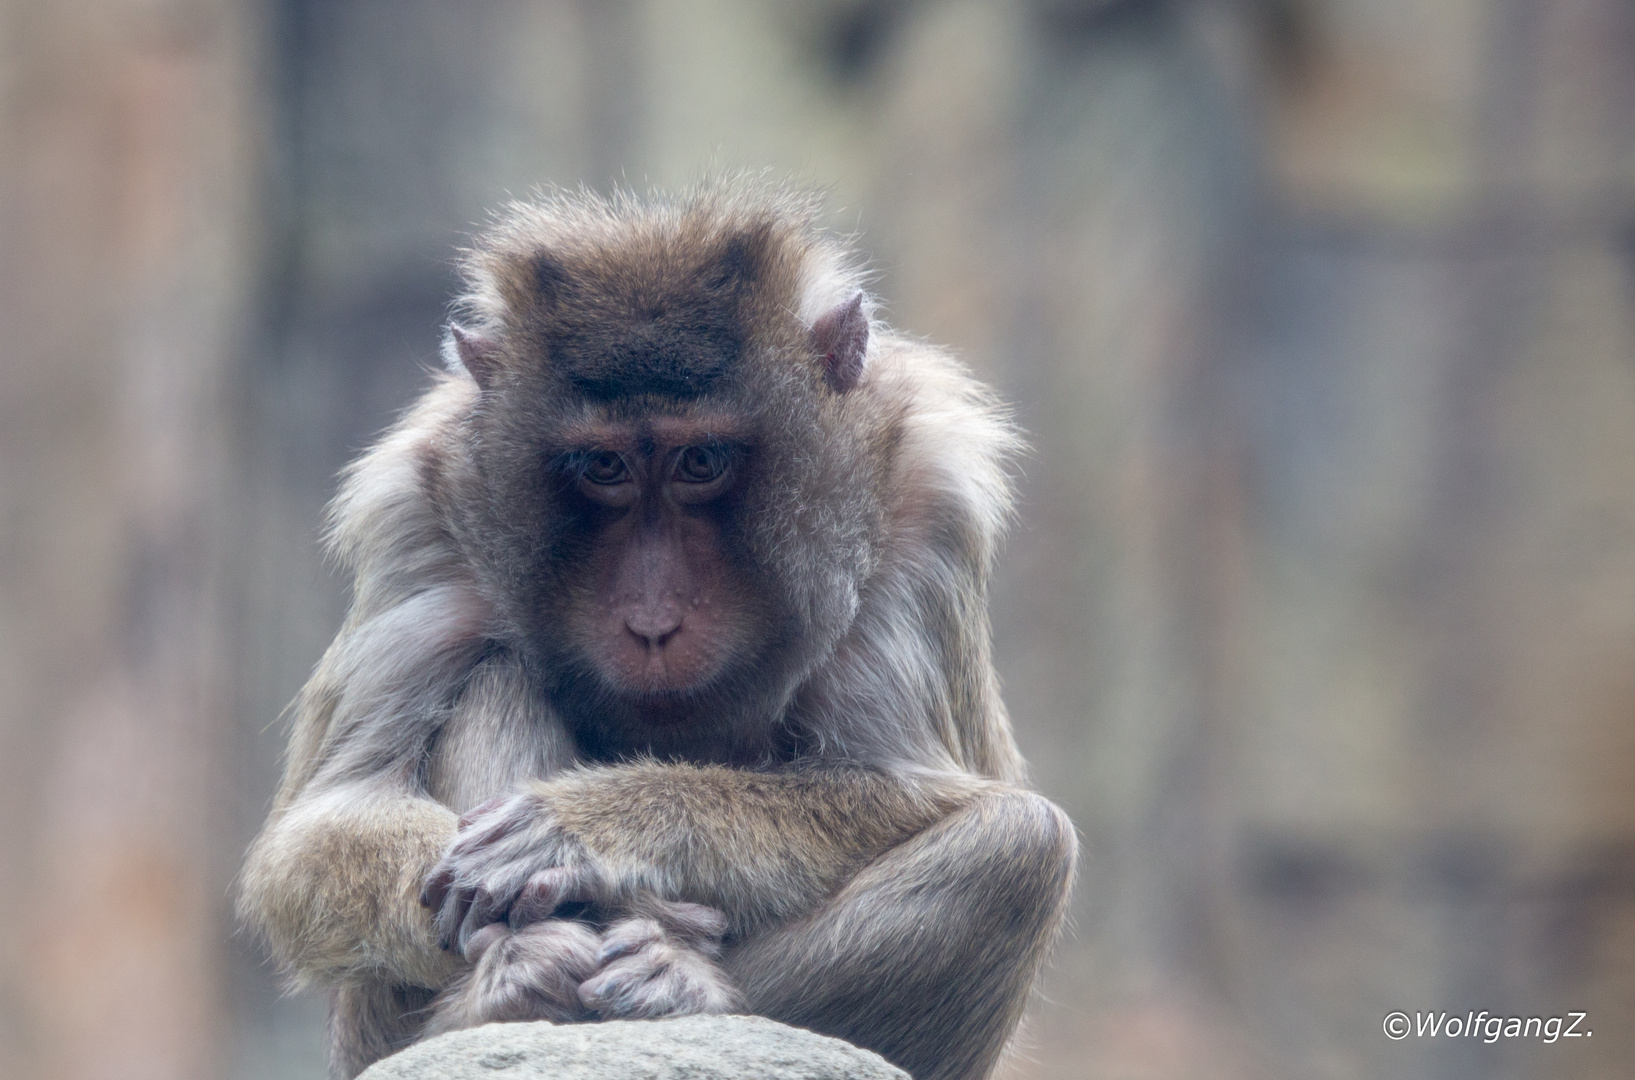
577,980 -> 608,1012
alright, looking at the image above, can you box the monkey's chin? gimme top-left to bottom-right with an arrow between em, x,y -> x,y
626,693 -> 694,727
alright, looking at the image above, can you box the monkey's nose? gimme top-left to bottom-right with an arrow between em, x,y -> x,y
625,607 -> 683,649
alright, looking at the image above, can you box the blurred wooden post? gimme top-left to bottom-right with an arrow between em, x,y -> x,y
0,2 -> 258,1077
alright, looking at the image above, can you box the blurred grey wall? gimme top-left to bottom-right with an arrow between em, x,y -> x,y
1,2 -> 1632,1079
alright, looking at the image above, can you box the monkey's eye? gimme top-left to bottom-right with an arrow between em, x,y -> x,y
580,451 -> 631,486
673,445 -> 730,484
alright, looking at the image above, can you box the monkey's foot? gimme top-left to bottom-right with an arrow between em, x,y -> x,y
425,920 -> 600,1033
579,903 -> 742,1018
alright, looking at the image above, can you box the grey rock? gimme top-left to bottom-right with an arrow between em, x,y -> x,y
357,1015 -> 910,1080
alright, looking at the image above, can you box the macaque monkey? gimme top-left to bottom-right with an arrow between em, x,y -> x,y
239,180 -> 1075,1080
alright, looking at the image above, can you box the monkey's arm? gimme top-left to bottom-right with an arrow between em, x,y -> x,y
239,779 -> 464,988
423,761 -> 1001,950
237,568 -> 523,989
238,639 -> 571,988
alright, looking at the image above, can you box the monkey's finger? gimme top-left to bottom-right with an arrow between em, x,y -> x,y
435,888 -> 475,952
648,901 -> 729,946
508,867 -> 586,929
512,919 -> 603,985
457,887 -> 508,958
583,948 -> 742,1019
578,954 -> 665,1017
464,922 -> 509,964
597,918 -> 664,965
450,798 -> 535,853
420,865 -> 455,910
457,795 -> 507,829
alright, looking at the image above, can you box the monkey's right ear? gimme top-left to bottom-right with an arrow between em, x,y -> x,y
444,324 -> 502,389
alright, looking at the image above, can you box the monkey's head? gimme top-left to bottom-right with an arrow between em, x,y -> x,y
442,187 -> 891,760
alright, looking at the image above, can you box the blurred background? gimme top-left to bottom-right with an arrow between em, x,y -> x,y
2,1 -> 1633,1077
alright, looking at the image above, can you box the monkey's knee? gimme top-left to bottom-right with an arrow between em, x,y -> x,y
1002,790 -> 1077,901
960,789 -> 1077,938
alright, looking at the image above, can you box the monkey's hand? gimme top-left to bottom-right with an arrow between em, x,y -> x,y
420,793 -> 608,958
580,900 -> 742,1018
422,792 -> 740,1024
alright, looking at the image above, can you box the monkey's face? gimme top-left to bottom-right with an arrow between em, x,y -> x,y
468,389 -> 868,761
448,215 -> 885,759
548,414 -> 766,699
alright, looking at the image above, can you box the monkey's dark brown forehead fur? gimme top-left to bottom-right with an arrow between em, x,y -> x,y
453,183 -> 851,403
527,227 -> 781,401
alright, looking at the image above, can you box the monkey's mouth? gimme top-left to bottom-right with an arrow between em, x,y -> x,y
596,641 -> 725,700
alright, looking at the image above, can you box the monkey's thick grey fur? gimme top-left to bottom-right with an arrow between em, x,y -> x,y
357,1015 -> 908,1080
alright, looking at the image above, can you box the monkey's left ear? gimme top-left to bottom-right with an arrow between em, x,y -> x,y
812,292 -> 869,393
444,324 -> 502,390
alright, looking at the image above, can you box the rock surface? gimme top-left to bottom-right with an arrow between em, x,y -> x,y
357,1015 -> 909,1080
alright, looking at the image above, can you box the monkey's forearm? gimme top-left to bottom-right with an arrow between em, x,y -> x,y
540,763 -> 991,931
238,786 -> 463,988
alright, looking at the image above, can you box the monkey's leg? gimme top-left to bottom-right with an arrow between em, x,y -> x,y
724,790 -> 1075,1080
329,980 -> 437,1080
